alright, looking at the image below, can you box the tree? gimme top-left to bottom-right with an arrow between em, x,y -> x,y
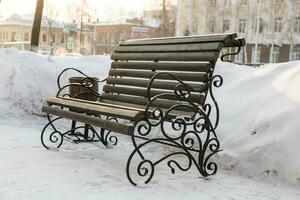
156,0 -> 175,37
31,0 -> 45,51
67,0 -> 91,51
44,2 -> 59,55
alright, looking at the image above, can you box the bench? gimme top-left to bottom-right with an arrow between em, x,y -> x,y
41,33 -> 245,185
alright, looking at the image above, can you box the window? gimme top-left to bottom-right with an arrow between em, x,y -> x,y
255,18 -> 264,33
239,19 -> 246,33
274,17 -> 283,33
224,0 -> 231,7
292,47 -> 300,61
235,48 -> 244,63
24,32 -> 29,41
0,32 -> 8,41
210,19 -> 216,33
271,47 -> 280,63
42,33 -> 47,43
223,20 -> 230,32
210,0 -> 217,7
294,17 -> 300,33
252,46 -> 261,63
11,32 -> 17,42
60,33 -> 65,44
240,0 -> 248,5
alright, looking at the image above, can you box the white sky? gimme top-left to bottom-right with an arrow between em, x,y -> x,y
0,0 -> 177,22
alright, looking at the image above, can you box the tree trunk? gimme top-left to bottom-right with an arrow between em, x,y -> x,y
31,0 -> 45,52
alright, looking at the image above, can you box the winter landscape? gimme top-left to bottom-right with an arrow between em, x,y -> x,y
0,48 -> 299,199
0,0 -> 300,199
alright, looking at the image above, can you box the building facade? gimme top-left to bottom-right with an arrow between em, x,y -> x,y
94,23 -> 157,55
176,0 -> 300,63
0,14 -> 94,55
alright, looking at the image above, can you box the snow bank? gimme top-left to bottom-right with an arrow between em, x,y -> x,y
0,48 -> 299,185
0,48 -> 111,116
215,61 -> 300,185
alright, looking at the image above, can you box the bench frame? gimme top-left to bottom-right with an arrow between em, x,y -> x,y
41,34 -> 245,185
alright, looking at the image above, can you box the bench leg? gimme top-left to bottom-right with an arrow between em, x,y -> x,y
41,114 -> 118,149
126,105 -> 221,185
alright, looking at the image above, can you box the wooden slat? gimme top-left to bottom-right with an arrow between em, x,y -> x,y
106,77 -> 207,92
101,94 -> 205,110
103,85 -> 205,103
111,62 -> 212,72
115,42 -> 222,53
101,99 -> 196,121
56,97 -> 145,113
46,97 -> 143,121
109,70 -> 208,82
42,105 -> 134,135
55,97 -> 195,121
111,52 -> 219,62
120,33 -> 237,46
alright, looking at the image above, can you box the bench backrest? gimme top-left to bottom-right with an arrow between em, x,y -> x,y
102,33 -> 243,110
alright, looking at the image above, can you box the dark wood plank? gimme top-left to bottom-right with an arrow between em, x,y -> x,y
42,105 -> 134,135
111,52 -> 219,62
120,33 -> 237,46
111,62 -> 212,72
106,77 -> 207,92
101,94 -> 205,110
101,99 -> 196,121
109,70 -> 208,82
103,85 -> 205,103
46,97 -> 143,121
115,42 -> 222,53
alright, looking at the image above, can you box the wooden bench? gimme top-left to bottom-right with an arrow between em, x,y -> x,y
41,33 -> 245,185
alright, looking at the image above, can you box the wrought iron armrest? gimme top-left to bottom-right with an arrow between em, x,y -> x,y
146,72 -> 197,102
221,38 -> 246,62
56,67 -> 108,98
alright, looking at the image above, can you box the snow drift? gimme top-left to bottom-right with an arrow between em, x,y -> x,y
0,48 -> 299,185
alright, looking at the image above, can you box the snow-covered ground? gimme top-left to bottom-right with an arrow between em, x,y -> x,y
0,48 -> 299,199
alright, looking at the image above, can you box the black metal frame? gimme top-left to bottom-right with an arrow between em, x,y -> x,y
41,43 -> 242,185
41,68 -> 118,149
41,113 -> 118,149
41,67 -> 223,184
125,70 -> 223,185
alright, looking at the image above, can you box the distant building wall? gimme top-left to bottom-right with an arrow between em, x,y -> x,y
176,0 -> 300,63
94,24 -> 157,55
0,14 -> 94,55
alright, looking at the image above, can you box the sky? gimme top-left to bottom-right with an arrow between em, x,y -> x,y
0,0 -> 177,22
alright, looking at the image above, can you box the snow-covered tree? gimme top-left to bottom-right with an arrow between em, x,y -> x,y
156,0 -> 175,37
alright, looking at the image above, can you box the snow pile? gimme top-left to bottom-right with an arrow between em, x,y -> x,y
0,48 -> 111,116
215,61 -> 300,185
0,48 -> 299,185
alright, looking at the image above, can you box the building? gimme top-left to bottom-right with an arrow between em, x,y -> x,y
143,4 -> 177,28
0,14 -> 94,55
176,0 -> 300,63
93,23 -> 157,55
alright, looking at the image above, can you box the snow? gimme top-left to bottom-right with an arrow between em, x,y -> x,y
0,48 -> 299,199
215,61 -> 300,185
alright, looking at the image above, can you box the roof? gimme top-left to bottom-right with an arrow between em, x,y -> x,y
0,13 -> 65,29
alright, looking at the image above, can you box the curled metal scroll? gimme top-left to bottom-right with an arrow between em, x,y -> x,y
56,67 -> 107,98
41,114 -> 118,149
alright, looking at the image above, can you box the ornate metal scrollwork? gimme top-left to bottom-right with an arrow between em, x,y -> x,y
41,114 -> 118,149
126,72 -> 222,185
56,67 -> 106,98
